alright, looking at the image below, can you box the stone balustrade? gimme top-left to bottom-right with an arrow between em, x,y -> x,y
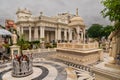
22,48 -> 56,54
57,42 -> 99,50
53,52 -> 101,65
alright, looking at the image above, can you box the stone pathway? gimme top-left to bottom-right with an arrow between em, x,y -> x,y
0,52 -> 94,80
0,59 -> 67,80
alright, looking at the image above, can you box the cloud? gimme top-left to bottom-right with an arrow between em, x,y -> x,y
0,0 -> 110,27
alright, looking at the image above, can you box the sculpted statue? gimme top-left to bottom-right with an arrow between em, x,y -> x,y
13,60 -> 20,74
108,31 -> 117,63
12,31 -> 17,44
109,37 -> 117,58
21,59 -> 28,73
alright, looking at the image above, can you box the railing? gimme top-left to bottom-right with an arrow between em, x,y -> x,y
22,48 -> 56,54
57,42 -> 99,50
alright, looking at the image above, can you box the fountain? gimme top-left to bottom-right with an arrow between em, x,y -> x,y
10,31 -> 33,77
12,54 -> 33,77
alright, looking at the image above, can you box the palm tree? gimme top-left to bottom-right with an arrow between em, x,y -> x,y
17,34 -> 25,55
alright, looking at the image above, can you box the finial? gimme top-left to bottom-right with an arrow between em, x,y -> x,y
40,11 -> 43,16
76,8 -> 78,16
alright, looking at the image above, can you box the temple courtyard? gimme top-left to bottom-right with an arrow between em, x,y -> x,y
0,50 -> 111,80
0,50 -> 97,80
0,1 -> 119,79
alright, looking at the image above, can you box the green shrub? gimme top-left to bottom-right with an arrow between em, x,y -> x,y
45,43 -> 53,48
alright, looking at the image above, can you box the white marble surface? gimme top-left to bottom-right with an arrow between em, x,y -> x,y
2,67 -> 42,80
33,63 -> 58,80
42,64 -> 58,80
1,58 -> 94,80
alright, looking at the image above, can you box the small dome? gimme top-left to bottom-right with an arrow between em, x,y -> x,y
70,16 -> 83,22
69,16 -> 85,27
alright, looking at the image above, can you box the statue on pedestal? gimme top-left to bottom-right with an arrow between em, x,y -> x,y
11,31 -> 17,44
108,31 -> 120,64
11,31 -> 33,77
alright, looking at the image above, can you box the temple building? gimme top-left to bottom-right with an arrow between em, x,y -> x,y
16,8 -> 85,42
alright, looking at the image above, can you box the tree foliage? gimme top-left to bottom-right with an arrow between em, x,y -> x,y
0,25 -> 5,29
101,0 -> 120,22
101,0 -> 120,30
87,24 -> 103,39
87,24 -> 113,39
17,35 -> 30,54
103,25 -> 113,38
101,0 -> 120,62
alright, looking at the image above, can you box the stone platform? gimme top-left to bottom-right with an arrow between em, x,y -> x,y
53,49 -> 102,65
54,43 -> 103,65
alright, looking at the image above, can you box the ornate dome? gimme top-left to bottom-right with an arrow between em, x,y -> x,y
69,16 -> 85,27
70,16 -> 83,22
68,8 -> 85,27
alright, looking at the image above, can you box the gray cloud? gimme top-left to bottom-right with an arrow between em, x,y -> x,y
0,0 -> 110,27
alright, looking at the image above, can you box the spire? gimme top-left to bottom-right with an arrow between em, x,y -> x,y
76,8 -> 78,16
40,11 -> 43,16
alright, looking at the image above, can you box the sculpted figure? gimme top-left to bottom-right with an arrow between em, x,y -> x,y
108,32 -> 117,63
21,59 -> 28,73
12,31 -> 17,44
13,60 -> 20,74
109,37 -> 117,58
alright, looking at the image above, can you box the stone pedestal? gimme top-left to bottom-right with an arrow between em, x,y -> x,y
92,62 -> 120,80
10,45 -> 20,59
55,42 -> 103,65
56,49 -> 103,65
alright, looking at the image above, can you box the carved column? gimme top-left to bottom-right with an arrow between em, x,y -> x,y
34,27 -> 38,40
40,26 -> 45,39
29,27 -> 31,42
76,26 -> 80,42
81,30 -> 83,42
55,28 -> 58,42
68,28 -> 72,41
64,29 -> 67,41
83,29 -> 86,44
58,28 -> 61,41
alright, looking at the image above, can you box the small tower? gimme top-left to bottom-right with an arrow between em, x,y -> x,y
68,8 -> 85,43
16,8 -> 32,21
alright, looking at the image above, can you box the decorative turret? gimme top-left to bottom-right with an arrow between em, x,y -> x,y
68,8 -> 85,27
16,8 -> 32,15
16,8 -> 32,21
40,11 -> 43,16
68,8 -> 86,43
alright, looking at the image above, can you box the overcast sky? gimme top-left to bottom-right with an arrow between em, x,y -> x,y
0,0 -> 110,27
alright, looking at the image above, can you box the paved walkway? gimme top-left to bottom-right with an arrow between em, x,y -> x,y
0,51 -> 94,80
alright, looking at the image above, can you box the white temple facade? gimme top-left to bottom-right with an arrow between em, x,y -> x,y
16,8 -> 85,42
